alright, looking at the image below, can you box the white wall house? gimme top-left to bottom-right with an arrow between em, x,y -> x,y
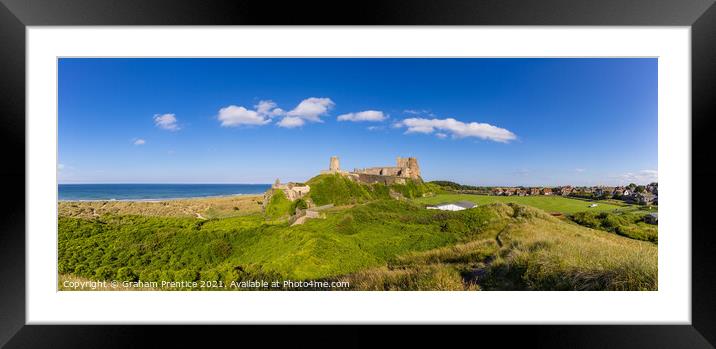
427,201 -> 477,211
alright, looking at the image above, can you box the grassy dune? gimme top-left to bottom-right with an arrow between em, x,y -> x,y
415,194 -> 630,214
58,194 -> 264,219
336,204 -> 656,291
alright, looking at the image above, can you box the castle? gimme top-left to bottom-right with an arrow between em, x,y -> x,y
322,156 -> 421,185
264,156 -> 422,223
269,156 -> 421,206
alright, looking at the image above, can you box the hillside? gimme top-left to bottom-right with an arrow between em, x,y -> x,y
58,200 -> 657,290
264,173 -> 432,211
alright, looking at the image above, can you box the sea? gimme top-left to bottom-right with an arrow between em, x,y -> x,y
58,183 -> 271,201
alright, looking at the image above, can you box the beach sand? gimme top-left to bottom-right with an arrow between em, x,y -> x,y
58,194 -> 264,219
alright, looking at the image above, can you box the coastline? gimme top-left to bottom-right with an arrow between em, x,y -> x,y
58,192 -> 264,203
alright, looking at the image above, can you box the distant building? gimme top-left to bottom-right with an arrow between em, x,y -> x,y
271,179 -> 310,201
427,201 -> 477,211
542,188 -> 553,196
624,192 -> 657,206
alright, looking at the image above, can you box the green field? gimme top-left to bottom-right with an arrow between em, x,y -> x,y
414,194 -> 632,215
58,198 -> 657,291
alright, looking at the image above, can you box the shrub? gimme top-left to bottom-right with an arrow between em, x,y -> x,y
569,211 -> 657,243
292,198 -> 308,212
116,267 -> 139,282
336,215 -> 358,235
94,266 -> 115,280
208,239 -> 233,260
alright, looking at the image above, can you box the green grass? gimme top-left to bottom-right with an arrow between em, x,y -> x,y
414,194 -> 630,215
306,174 -> 385,206
264,189 -> 294,220
305,173 -> 430,206
59,198 -> 657,291
58,200 -> 500,285
569,211 -> 658,243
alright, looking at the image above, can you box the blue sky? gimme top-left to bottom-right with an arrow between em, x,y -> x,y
58,58 -> 657,186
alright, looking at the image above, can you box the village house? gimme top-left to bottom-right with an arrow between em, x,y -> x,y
613,187 -> 625,197
484,183 -> 656,204
625,192 -> 657,206
559,186 -> 573,196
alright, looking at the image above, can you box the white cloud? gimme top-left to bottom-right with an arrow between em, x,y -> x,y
395,117 -> 517,143
619,170 -> 658,184
217,105 -> 271,127
153,113 -> 180,131
337,110 -> 387,122
58,163 -> 65,171
217,98 -> 333,129
575,168 -> 586,173
256,100 -> 276,115
133,138 -> 146,145
255,100 -> 285,117
435,132 -> 448,139
367,126 -> 385,131
277,116 -> 305,128
286,97 -> 334,122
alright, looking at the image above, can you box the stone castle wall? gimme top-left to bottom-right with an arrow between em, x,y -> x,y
351,157 -> 421,179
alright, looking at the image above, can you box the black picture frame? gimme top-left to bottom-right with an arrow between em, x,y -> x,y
1,0 -> 715,347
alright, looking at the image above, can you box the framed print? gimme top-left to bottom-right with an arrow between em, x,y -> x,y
1,0 -> 715,347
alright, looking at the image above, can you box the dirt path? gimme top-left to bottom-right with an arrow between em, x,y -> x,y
495,228 -> 504,248
461,225 -> 509,287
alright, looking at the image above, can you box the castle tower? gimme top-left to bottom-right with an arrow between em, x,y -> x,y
329,156 -> 340,172
407,157 -> 420,178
